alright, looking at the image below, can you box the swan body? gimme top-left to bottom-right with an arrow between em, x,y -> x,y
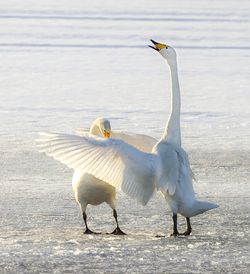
72,171 -> 116,211
156,144 -> 216,217
37,41 -> 218,236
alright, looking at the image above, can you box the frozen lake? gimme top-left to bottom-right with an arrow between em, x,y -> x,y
0,0 -> 249,273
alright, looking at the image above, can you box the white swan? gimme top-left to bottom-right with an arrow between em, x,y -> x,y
41,117 -> 156,235
37,40 -> 218,236
148,40 -> 218,235
72,117 -> 124,234
74,117 -> 156,234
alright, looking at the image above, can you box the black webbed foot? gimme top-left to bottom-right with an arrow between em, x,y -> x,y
110,227 -> 126,235
84,228 -> 100,235
111,209 -> 126,235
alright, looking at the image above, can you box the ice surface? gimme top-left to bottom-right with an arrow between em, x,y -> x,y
0,0 -> 249,273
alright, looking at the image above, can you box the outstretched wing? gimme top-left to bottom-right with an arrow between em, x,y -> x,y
75,127 -> 92,136
111,131 -> 157,153
37,132 -> 158,205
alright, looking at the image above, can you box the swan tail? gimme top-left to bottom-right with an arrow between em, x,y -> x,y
190,200 -> 219,217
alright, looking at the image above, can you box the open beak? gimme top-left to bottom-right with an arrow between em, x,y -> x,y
103,130 -> 111,138
148,39 -> 168,51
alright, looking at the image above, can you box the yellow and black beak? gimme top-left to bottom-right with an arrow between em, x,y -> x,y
148,39 -> 168,51
103,130 -> 111,138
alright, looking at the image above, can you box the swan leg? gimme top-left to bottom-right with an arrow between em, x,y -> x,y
82,212 -> 99,234
110,209 -> 126,235
180,217 -> 192,236
170,214 -> 180,237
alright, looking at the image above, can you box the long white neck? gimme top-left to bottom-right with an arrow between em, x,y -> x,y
162,60 -> 181,146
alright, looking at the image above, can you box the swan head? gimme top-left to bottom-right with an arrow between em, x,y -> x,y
149,39 -> 177,66
92,117 -> 111,138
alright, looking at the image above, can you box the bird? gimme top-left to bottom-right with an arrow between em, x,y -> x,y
40,117 -> 156,235
73,117 -> 123,235
37,40 -> 218,236
148,40 -> 218,236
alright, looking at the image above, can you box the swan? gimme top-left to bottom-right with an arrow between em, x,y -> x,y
41,117 -> 156,235
37,40 -> 218,236
74,117 -> 156,234
72,117 -> 124,234
148,40 -> 218,235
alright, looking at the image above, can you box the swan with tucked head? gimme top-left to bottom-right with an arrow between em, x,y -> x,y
39,117 -> 156,235
73,117 -> 124,234
73,117 -> 156,234
37,41 -> 218,236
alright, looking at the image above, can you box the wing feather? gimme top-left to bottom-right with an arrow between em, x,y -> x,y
156,143 -> 194,196
75,127 -> 90,136
75,126 -> 156,153
37,132 -> 157,205
156,143 -> 178,195
111,131 -> 157,153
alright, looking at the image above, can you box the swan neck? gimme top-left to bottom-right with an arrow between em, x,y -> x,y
162,61 -> 181,145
